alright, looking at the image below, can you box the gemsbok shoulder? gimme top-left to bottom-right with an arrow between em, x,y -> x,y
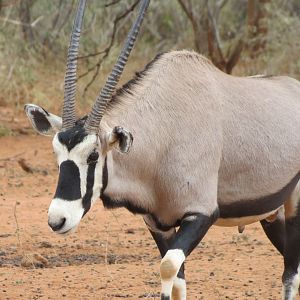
24,0 -> 300,299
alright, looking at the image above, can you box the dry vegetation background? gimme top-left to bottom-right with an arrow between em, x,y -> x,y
0,0 -> 300,123
1,0 -> 300,299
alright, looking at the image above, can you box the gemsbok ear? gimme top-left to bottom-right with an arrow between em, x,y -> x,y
24,104 -> 62,136
107,126 -> 133,154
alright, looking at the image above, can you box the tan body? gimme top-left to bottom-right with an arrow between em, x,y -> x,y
25,50 -> 300,300
24,3 -> 300,296
102,50 -> 300,227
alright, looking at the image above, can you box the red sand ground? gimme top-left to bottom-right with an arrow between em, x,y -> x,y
0,109 -> 298,299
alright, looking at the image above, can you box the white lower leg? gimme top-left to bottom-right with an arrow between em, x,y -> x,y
283,265 -> 300,300
160,249 -> 185,298
172,277 -> 186,300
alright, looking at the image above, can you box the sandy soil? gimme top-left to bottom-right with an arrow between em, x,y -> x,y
0,109 -> 298,300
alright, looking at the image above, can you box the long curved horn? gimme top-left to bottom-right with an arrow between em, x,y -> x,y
62,0 -> 86,130
84,0 -> 150,133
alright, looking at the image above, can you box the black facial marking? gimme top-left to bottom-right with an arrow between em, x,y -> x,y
75,115 -> 88,127
30,109 -> 51,132
54,160 -> 81,200
58,125 -> 88,152
219,172 -> 300,218
102,157 -> 108,191
82,161 -> 97,216
87,150 -> 99,165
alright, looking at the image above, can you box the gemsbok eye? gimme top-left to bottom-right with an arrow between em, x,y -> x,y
87,150 -> 99,164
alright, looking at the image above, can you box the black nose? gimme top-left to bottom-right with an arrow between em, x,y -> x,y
48,218 -> 66,232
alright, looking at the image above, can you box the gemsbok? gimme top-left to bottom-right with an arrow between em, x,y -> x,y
24,0 -> 300,299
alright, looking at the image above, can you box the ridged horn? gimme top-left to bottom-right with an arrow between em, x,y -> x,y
84,0 -> 150,133
62,0 -> 86,130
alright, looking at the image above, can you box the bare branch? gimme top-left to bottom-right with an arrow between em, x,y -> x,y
19,0 -> 35,44
78,0 -> 140,96
177,0 -> 208,53
226,38 -> 244,73
0,0 -> 19,9
207,2 -> 225,63
177,0 -> 198,24
0,15 -> 43,27
50,0 -> 63,31
105,0 -> 122,7
51,0 -> 75,42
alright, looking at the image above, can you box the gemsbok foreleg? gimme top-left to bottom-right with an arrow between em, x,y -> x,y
159,211 -> 219,300
144,216 -> 186,300
260,208 -> 285,255
282,197 -> 300,300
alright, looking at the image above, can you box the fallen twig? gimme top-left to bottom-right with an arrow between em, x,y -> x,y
14,201 -> 23,255
18,158 -> 34,173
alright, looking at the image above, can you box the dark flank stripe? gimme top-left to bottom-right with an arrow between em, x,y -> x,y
54,160 -> 81,200
219,172 -> 300,218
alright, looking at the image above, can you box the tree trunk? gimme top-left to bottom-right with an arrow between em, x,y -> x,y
247,0 -> 269,57
19,0 -> 35,45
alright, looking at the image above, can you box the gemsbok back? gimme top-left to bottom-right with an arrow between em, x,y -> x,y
24,0 -> 300,299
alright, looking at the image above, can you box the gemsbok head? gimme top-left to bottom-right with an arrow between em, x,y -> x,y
25,0 -> 149,234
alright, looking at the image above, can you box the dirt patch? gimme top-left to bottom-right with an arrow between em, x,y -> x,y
0,110 -> 298,299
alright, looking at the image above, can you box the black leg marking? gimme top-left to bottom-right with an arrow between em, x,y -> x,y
144,218 -> 186,300
170,210 -> 219,256
260,218 -> 285,255
177,264 -> 185,280
159,210 -> 219,300
282,212 -> 300,299
148,226 -> 186,279
148,227 -> 175,257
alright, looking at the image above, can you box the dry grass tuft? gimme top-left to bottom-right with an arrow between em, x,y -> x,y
20,252 -> 49,268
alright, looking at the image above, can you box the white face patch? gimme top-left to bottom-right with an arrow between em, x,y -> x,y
48,198 -> 84,234
49,133 -> 104,234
